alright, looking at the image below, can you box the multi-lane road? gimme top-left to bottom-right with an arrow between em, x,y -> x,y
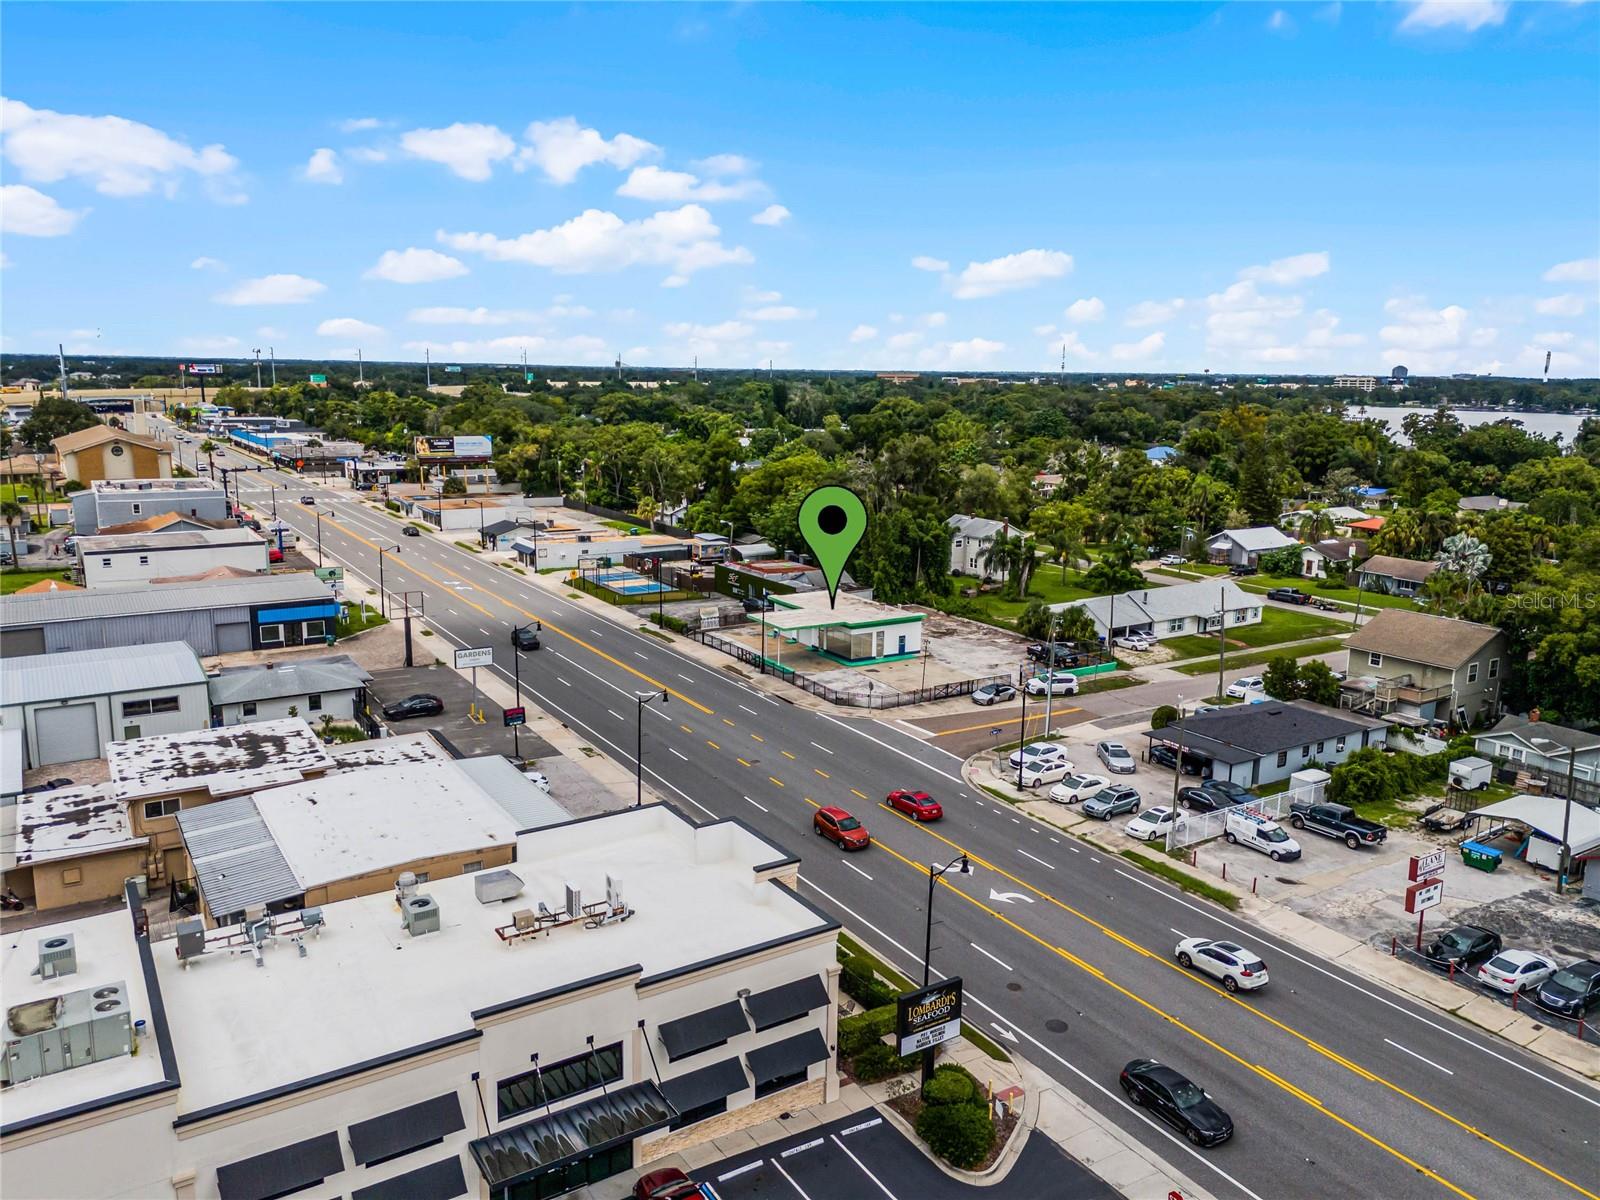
189,433 -> 1598,1200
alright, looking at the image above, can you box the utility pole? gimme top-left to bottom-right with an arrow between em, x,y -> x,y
268,347 -> 276,387
357,348 -> 364,387
425,347 -> 432,389
693,355 -> 698,384
57,344 -> 69,401
253,348 -> 263,389
1556,745 -> 1578,893
1215,584 -> 1228,702
1043,610 -> 1059,738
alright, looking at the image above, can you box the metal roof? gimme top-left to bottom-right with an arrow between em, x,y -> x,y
176,794 -> 302,917
75,529 -> 265,552
0,641 -> 206,706
0,573 -> 333,623
453,755 -> 568,831
206,655 -> 371,706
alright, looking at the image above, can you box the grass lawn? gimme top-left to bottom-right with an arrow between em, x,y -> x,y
1229,605 -> 1348,646
1159,562 -> 1228,578
1232,572 -> 1418,612
336,606 -> 390,636
0,483 -> 67,506
1171,637 -> 1347,676
0,567 -> 74,594
958,569 -> 1102,628
600,518 -> 644,533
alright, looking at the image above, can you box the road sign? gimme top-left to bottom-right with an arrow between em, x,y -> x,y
314,566 -> 345,583
504,706 -> 526,728
454,646 -> 493,669
445,365 -> 462,373
1405,877 -> 1444,914
1409,849 -> 1445,882
896,978 -> 963,1056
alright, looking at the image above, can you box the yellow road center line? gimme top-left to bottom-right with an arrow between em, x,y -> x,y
706,740 -> 720,750
781,750 -> 797,760
680,724 -> 694,734
814,768 -> 830,778
723,718 -> 736,727
769,776 -> 785,788
850,788 -> 869,801
750,733 -> 764,743
737,757 -> 752,767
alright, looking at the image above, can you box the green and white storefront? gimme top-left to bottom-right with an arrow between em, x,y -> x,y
752,591 -> 924,666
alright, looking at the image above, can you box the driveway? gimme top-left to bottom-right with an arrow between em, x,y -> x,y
367,663 -> 554,761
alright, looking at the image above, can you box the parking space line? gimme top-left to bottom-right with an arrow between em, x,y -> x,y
781,1138 -> 825,1158
810,741 -> 834,754
829,1133 -> 900,1200
717,1162 -> 763,1183
771,1156 -> 814,1200
670,749 -> 689,761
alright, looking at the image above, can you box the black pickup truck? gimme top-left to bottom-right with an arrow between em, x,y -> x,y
1288,800 -> 1388,849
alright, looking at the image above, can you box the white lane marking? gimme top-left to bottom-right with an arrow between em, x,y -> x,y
446,607 -> 459,615
739,704 -> 758,715
1011,818 -> 1021,824
1171,929 -> 1190,938
670,748 -> 689,761
795,876 -> 1266,1200
829,1132 -> 900,1200
557,676 -> 571,686
590,628 -> 605,637
678,673 -> 695,682
839,1117 -> 882,1136
770,1157 -> 815,1200
1383,1038 -> 1455,1075
781,1138 -> 825,1158
548,648 -> 635,700
810,741 -> 834,755
970,943 -> 1014,972
959,792 -> 968,798
607,709 -> 624,721
1067,845 -> 1080,853
841,859 -> 873,881
817,713 -> 963,784
1090,856 -> 1102,863
744,795 -> 769,813
649,705 -> 672,721
1050,837 -> 1060,844
517,652 -> 528,661
479,628 -> 492,638
1017,849 -> 1055,870
634,651 -> 649,660
717,1162 -> 763,1182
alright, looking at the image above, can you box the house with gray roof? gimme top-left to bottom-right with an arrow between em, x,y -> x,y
1475,716 -> 1600,790
1206,525 -> 1300,566
946,513 -> 1030,582
1300,537 -> 1368,580
1144,700 -> 1389,788
1342,609 -> 1506,725
208,654 -> 373,727
1355,554 -> 1439,596
1052,578 -> 1261,643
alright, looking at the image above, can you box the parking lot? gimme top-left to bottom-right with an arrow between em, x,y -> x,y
368,664 -> 555,761
684,1113 -> 1112,1200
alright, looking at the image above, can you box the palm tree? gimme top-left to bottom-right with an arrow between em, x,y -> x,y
1435,533 -> 1491,600
978,530 -> 1036,597
2,499 -> 25,568
1297,504 -> 1336,545
199,439 -> 218,480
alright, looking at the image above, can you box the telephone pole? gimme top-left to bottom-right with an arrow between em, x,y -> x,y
425,347 -> 431,388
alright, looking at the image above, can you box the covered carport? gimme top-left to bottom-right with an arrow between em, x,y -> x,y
1466,793 -> 1600,880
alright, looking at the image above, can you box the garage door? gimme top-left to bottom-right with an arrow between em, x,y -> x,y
216,621 -> 252,653
34,703 -> 101,766
0,626 -> 46,658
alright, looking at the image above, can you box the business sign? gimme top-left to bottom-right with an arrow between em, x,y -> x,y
896,978 -> 963,1056
314,566 -> 345,583
415,435 -> 493,460
1408,849 -> 1446,882
445,365 -> 463,373
503,706 -> 526,728
182,363 -> 221,375
308,373 -> 328,385
454,646 -> 494,670
1404,877 -> 1444,914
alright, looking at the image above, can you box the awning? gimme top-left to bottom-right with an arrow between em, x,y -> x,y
217,1132 -> 343,1200
351,1156 -> 467,1200
469,1081 -> 674,1189
744,976 -> 829,1032
658,999 -> 749,1061
745,1028 -> 829,1087
1468,793 -> 1600,856
348,1093 -> 465,1167
660,1056 -> 747,1114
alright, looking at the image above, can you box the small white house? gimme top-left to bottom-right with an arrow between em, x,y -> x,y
1207,526 -> 1300,567
946,514 -> 1029,581
207,655 -> 373,726
75,527 -> 268,587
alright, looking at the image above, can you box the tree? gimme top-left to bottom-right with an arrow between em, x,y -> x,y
1236,433 -> 1282,524
1151,704 -> 1179,729
199,439 -> 218,480
1258,546 -> 1303,577
1298,661 -> 1341,706
18,397 -> 99,446
1262,654 -> 1303,700
977,531 -> 1036,599
1016,600 -> 1053,640
2,499 -> 25,566
1296,504 -> 1336,545
1030,499 -> 1091,580
1434,532 -> 1490,595
1055,604 -> 1100,645
441,475 -> 467,496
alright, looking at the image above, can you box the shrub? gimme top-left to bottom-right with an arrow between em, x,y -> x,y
851,1043 -> 906,1082
838,1005 -> 895,1057
916,1101 -> 995,1169
922,1068 -> 978,1107
1151,704 -> 1178,730
839,957 -> 895,1010
384,500 -> 401,512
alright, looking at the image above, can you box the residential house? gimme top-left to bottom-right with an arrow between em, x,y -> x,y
1346,515 -> 1386,536
208,654 -> 373,727
1206,525 -> 1300,567
946,514 -> 1030,581
1458,495 -> 1526,513
1341,609 -> 1507,725
51,425 -> 173,484
1282,506 -> 1370,535
1054,578 -> 1261,643
1474,715 -> 1600,790
1300,538 -> 1368,580
1031,471 -> 1064,495
1144,700 -> 1390,789
1355,554 -> 1439,596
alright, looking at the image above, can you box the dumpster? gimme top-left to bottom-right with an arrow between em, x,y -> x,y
1460,840 -> 1502,872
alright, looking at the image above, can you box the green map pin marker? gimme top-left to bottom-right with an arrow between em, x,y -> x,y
798,485 -> 867,607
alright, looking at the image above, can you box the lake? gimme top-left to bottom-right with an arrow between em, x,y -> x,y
1351,406 -> 1587,446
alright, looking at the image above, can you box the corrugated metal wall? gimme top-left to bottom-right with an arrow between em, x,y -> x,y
43,604 -> 249,656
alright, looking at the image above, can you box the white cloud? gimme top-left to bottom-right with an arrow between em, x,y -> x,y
1125,298 -> 1186,327
744,287 -> 783,303
923,311 -> 948,328
1533,331 -> 1575,346
364,247 -> 469,284
255,326 -> 286,340
402,334 -> 610,364
0,184 -> 84,236
349,146 -> 390,164
1379,296 -> 1469,351
755,340 -> 791,358
616,165 -> 765,203
1316,3 -> 1343,23
1204,280 -> 1305,348
399,122 -> 516,181
520,117 -> 656,184
439,204 -> 752,283
1535,293 -> 1586,317
1398,2 -> 1508,33
663,320 -> 754,342
911,255 -> 950,273
301,147 -> 342,184
338,117 -> 385,133
953,249 -> 1073,299
1543,258 -> 1599,283
214,273 -> 326,306
0,98 -> 240,199
919,338 -> 1006,369
886,331 -> 924,352
1,253 -> 11,269
317,317 -> 384,339
407,304 -> 583,325
848,324 -> 878,343
694,154 -> 756,176
1239,251 -> 1329,285
660,319 -> 758,362
190,256 -> 224,270
1302,309 -> 1364,350
178,335 -> 242,354
1267,9 -> 1294,32
751,204 -> 791,226
744,305 -> 815,321
1110,331 -> 1166,362
661,275 -> 690,288
1064,297 -> 1105,323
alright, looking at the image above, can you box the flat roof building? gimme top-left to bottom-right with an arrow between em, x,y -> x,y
74,527 -> 269,589
70,477 -> 228,536
755,590 -> 923,665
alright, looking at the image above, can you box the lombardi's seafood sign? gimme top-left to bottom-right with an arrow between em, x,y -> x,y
896,978 -> 964,1055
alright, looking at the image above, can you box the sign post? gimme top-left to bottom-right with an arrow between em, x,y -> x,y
454,646 -> 493,723
1405,851 -> 1446,948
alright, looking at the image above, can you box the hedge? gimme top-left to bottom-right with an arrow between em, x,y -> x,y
922,1066 -> 978,1107
837,1004 -> 896,1057
851,1042 -> 918,1082
916,1101 -> 996,1169
839,955 -> 896,1010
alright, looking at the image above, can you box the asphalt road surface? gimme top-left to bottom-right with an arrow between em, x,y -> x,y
196,435 -> 1599,1200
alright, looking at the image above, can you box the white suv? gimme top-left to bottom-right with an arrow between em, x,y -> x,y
1025,671 -> 1080,697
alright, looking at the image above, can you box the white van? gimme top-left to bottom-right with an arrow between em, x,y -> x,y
1223,809 -> 1302,861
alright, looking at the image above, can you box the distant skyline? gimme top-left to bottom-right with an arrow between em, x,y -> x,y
2,1 -> 1597,376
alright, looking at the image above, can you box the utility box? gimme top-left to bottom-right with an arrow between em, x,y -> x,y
402,895 -> 440,937
474,870 -> 524,906
1449,757 -> 1493,791
2,981 -> 132,1085
1290,768 -> 1331,804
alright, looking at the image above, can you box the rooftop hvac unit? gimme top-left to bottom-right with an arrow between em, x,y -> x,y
34,934 -> 77,980
2,980 -> 132,1086
606,875 -> 623,910
474,870 -> 524,906
564,883 -> 583,920
395,871 -> 419,904
402,895 -> 440,937
176,919 -> 207,964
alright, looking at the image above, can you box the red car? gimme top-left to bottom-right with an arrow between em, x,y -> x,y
814,805 -> 870,850
267,546 -> 284,563
887,789 -> 943,821
634,1168 -> 701,1200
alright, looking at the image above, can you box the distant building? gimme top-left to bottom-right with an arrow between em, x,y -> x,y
1333,375 -> 1378,392
74,527 -> 269,588
1054,578 -> 1261,643
1457,495 -> 1526,513
1354,554 -> 1439,597
946,513 -> 1029,581
757,590 -> 923,664
52,425 -> 173,484
1300,538 -> 1368,580
876,372 -> 920,384
1206,526 -> 1300,567
1145,446 -> 1179,466
70,478 -> 230,535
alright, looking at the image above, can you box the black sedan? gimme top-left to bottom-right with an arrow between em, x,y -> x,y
1177,786 -> 1245,813
1148,745 -> 1207,775
1119,1060 -> 1233,1147
382,693 -> 444,721
512,625 -> 542,651
402,525 -> 421,537
1535,960 -> 1600,1018
1198,779 -> 1255,804
1421,925 -> 1502,971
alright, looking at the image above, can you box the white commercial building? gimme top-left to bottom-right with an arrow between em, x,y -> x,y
75,528 -> 269,588
207,655 -> 372,727
69,478 -> 231,536
0,804 -> 841,1200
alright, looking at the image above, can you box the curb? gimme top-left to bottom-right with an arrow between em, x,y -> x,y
866,1056 -> 1036,1189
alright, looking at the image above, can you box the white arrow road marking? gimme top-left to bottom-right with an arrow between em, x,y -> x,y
989,1023 -> 1020,1043
988,889 -> 1035,905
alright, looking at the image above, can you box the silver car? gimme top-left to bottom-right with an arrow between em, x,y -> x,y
1097,741 -> 1137,774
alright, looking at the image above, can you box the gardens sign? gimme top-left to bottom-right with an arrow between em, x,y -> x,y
896,978 -> 963,1056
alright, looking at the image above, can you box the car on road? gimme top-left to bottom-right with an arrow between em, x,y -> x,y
887,789 -> 943,820
382,693 -> 444,721
741,595 -> 775,613
1534,960 -> 1600,1018
1096,741 -> 1137,774
1125,806 -> 1181,842
402,525 -> 421,536
1024,670 -> 1080,696
512,625 -> 542,651
1008,741 -> 1071,770
633,1168 -> 702,1200
1159,554 -> 1187,566
1287,800 -> 1387,849
299,495 -> 315,505
1113,632 -> 1156,651
1048,773 -> 1109,805
1147,744 -> 1207,775
1177,785 -> 1247,814
1224,675 -> 1264,698
1119,1059 -> 1233,1147
1476,950 -> 1557,995
1082,784 -> 1141,820
1265,587 -> 1310,605
1228,563 -> 1258,577
814,805 -> 870,850
1223,809 -> 1301,860
971,682 -> 1018,706
1017,758 -> 1076,789
1175,938 -> 1269,992
1421,925 -> 1502,972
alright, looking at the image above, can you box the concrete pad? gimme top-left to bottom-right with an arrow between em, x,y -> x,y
1494,1017 -> 1544,1048
1060,1125 -> 1131,1167
1454,994 -> 1520,1034
709,1128 -> 761,1157
768,1108 -> 821,1135
1031,1089 -> 1098,1141
1090,1148 -> 1175,1191
1526,1029 -> 1600,1078
677,1142 -> 725,1171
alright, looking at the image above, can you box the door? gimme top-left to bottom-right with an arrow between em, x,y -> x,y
35,703 -> 100,765
216,621 -> 252,653
0,625 -> 46,658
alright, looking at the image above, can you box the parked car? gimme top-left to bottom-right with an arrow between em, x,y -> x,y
1082,785 -> 1141,820
267,546 -> 284,563
1126,807 -> 1182,842
634,1168 -> 702,1200
1048,773 -> 1109,805
1148,744 -> 1207,775
1096,741 -> 1137,774
1196,779 -> 1254,804
1228,563 -> 1259,577
1421,925 -> 1502,972
1476,950 -> 1557,995
382,693 -> 444,721
1177,785 -> 1247,813
1225,675 -> 1264,698
1119,1060 -> 1233,1147
1027,641 -> 1083,665
1534,960 -> 1600,1018
1265,587 -> 1310,605
1287,801 -> 1387,849
1025,670 -> 1080,697
741,595 -> 775,613
1223,809 -> 1301,860
1114,632 -> 1156,651
887,789 -> 943,820
814,806 -> 870,850
299,495 -> 315,505
1174,938 -> 1269,993
971,682 -> 1018,706
1018,758 -> 1076,789
1159,554 -> 1187,566
1009,741 -> 1071,770
512,625 -> 542,651
402,524 -> 421,536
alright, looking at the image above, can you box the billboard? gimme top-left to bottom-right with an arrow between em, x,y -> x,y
895,978 -> 963,1056
182,363 -> 221,375
415,435 -> 493,460
445,365 -> 463,373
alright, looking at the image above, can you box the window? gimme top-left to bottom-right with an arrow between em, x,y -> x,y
138,555 -> 149,566
414,872 -> 429,883
1336,736 -> 1347,753
62,867 -> 83,886
1368,652 -> 1383,668
1489,658 -> 1500,680
1316,741 -> 1325,754
670,1096 -> 728,1130
101,558 -> 112,568
259,623 -> 284,645
242,701 -> 257,717
131,503 -> 141,514
497,1042 -> 624,1120
122,696 -> 181,717
755,1069 -> 808,1099
463,861 -> 482,873
110,444 -> 125,457
1509,746 -> 1526,762
303,620 -> 326,639
307,693 -> 322,712
1467,662 -> 1479,684
1168,619 -> 1185,633
143,798 -> 180,820
1276,751 -> 1288,767
1301,744 -> 1312,758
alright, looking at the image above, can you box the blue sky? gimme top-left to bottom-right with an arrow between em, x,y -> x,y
3,1 -> 1597,376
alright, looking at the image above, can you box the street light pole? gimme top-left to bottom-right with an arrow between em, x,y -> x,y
1017,677 -> 1028,790
921,853 -> 971,1086
268,347 -> 276,388
377,543 -> 400,616
315,510 -> 324,567
634,689 -> 669,806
